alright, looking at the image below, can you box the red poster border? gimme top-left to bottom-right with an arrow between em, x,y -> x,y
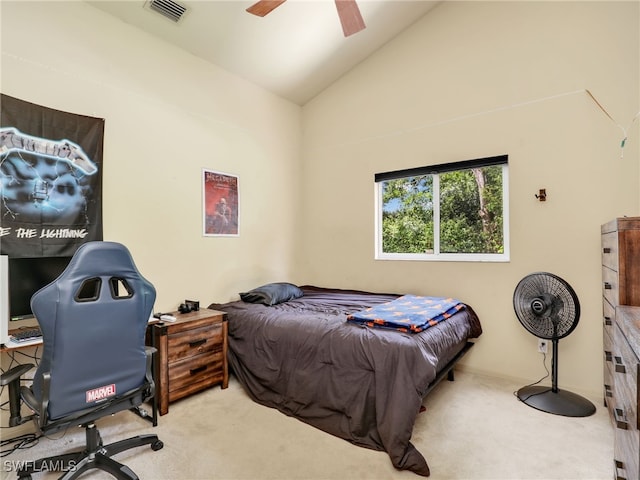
202,169 -> 239,237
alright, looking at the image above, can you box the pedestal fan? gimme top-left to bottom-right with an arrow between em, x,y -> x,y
513,272 -> 596,417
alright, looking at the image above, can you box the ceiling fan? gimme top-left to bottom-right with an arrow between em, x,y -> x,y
246,0 -> 366,37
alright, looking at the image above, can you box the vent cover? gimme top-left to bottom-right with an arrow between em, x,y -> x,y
146,0 -> 187,23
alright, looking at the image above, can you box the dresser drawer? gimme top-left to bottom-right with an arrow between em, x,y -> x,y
603,266 -> 620,307
614,431 -> 639,480
604,299 -> 615,330
613,325 -> 638,432
602,231 -> 620,271
612,331 -> 639,479
604,300 -> 616,416
167,323 -> 223,362
604,325 -> 615,414
168,350 -> 225,396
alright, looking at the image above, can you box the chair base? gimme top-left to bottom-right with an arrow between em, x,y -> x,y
17,422 -> 163,480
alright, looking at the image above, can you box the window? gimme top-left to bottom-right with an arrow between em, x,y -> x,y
375,155 -> 509,262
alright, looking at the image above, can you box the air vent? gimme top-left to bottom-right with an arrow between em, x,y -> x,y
146,0 -> 187,23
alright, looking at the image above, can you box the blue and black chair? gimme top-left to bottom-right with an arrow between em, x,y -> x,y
14,241 -> 163,479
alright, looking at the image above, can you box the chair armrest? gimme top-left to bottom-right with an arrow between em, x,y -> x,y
1,364 -> 35,427
144,346 -> 157,401
0,364 -> 34,386
20,372 -> 51,430
20,385 -> 39,413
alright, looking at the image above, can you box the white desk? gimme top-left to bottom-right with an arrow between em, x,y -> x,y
2,337 -> 43,350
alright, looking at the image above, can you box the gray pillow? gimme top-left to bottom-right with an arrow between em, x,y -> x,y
239,282 -> 303,306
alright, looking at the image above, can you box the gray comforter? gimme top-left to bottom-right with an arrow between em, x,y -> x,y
209,286 -> 482,476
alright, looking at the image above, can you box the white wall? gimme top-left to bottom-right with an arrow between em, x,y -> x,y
0,1 -> 302,311
298,1 -> 640,398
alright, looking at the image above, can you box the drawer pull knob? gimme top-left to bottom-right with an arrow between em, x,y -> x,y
603,316 -> 612,326
614,356 -> 626,373
604,282 -> 612,290
189,339 -> 207,348
605,351 -> 612,362
190,365 -> 207,375
614,459 -> 627,480
604,384 -> 613,397
603,247 -> 611,254
614,408 -> 628,430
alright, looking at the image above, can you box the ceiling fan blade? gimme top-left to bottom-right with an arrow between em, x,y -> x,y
246,0 -> 287,17
335,0 -> 366,37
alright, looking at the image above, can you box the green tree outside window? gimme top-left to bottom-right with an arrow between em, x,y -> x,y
379,163 -> 507,260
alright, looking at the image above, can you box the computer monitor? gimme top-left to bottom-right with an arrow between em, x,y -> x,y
0,256 -> 72,345
8,256 -> 72,321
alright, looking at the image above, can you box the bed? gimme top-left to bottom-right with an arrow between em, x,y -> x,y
208,284 -> 482,476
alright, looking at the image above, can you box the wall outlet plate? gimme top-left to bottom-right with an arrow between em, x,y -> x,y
537,338 -> 548,354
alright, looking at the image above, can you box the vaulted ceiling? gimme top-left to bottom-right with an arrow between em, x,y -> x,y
87,0 -> 440,105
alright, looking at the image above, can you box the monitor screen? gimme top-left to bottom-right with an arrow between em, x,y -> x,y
8,256 -> 72,321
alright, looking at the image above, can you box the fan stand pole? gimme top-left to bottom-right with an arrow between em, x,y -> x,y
551,338 -> 559,393
517,339 -> 596,417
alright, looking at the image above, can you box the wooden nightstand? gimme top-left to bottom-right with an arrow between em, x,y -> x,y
147,309 -> 228,415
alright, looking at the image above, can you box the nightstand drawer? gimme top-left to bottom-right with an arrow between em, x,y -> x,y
167,324 -> 223,362
168,350 -> 225,394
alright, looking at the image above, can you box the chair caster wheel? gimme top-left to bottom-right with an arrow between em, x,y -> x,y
151,440 -> 164,451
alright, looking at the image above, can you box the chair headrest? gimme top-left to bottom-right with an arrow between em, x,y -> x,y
59,241 -> 142,280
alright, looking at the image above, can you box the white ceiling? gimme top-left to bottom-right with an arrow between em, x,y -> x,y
86,0 -> 440,105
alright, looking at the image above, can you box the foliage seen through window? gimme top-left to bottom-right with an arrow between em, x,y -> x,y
377,161 -> 508,261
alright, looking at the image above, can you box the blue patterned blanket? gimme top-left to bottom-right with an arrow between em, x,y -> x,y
347,294 -> 465,333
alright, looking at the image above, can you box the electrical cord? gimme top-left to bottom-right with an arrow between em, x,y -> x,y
513,351 -> 550,401
0,433 -> 40,457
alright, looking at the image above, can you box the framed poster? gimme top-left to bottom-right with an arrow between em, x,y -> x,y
202,169 -> 239,236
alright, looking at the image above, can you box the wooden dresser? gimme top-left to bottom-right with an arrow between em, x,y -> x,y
147,309 -> 228,415
613,306 -> 639,480
601,217 -> 640,480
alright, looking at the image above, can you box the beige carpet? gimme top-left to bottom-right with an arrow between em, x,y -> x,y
1,371 -> 612,480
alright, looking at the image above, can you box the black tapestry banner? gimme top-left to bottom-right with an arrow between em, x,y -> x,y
0,94 -> 104,257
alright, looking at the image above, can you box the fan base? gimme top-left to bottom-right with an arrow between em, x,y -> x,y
517,385 -> 596,417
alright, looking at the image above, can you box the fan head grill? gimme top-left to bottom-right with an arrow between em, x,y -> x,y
513,272 -> 580,340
